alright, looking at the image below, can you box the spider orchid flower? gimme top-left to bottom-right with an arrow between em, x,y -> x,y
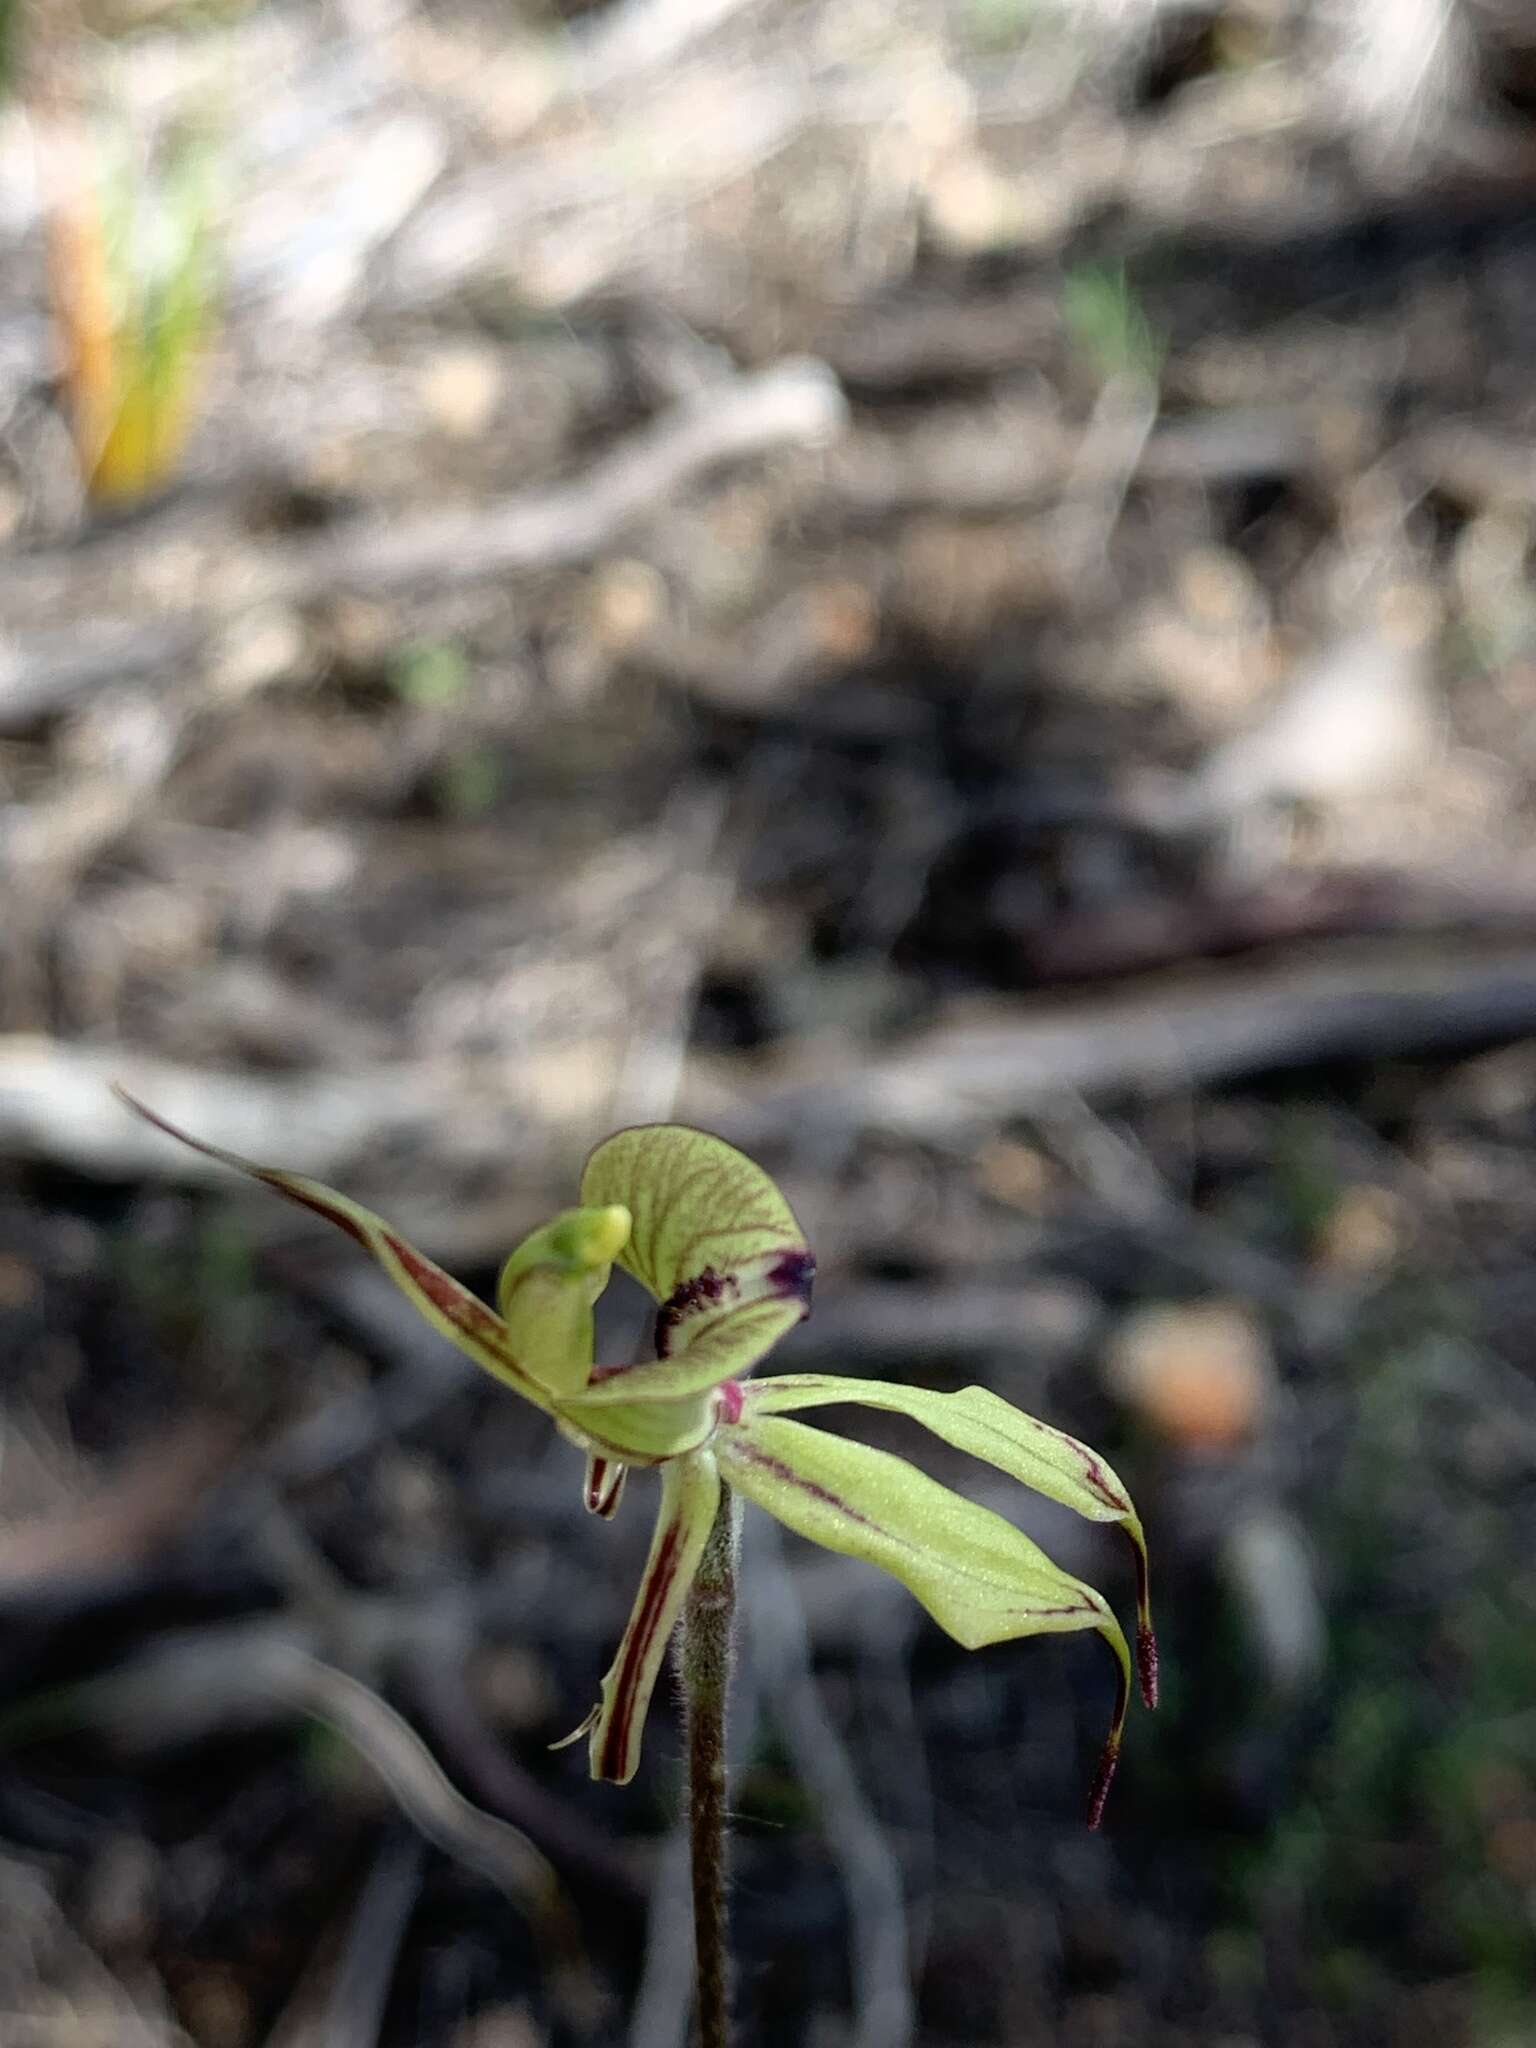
116,1097 -> 1155,1822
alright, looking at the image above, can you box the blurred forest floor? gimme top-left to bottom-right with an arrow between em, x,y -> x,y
6,1 -> 1536,2043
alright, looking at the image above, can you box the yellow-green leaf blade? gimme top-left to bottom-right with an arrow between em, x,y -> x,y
114,1087 -> 551,1410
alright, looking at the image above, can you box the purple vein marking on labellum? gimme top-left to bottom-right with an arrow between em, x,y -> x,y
655,1266 -> 733,1357
654,1247 -> 817,1356
768,1247 -> 817,1311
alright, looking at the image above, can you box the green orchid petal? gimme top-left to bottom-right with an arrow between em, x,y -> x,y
743,1374 -> 1155,1706
496,1205 -> 631,1398
113,1087 -> 552,1410
578,1125 -> 814,1397
581,1450 -> 721,1783
556,1387 -> 718,1462
716,1414 -> 1132,1824
567,1298 -> 810,1409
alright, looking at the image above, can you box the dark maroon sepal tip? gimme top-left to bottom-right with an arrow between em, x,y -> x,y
1086,1737 -> 1121,1832
1137,1623 -> 1160,1711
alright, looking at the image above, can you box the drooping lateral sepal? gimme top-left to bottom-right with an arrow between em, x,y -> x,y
584,1450 -> 721,1783
578,1125 -> 814,1398
743,1374 -> 1155,1703
716,1414 -> 1133,1811
113,1087 -> 553,1407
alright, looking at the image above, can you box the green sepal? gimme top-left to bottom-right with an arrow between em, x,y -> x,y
742,1373 -> 1153,1692
113,1087 -> 553,1409
718,1414 -> 1122,1652
582,1450 -> 721,1783
716,1413 -> 1132,1812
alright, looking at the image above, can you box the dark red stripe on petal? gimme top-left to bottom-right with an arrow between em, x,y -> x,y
727,1442 -> 877,1527
1073,1445 -> 1130,1512
383,1231 -> 507,1345
260,1177 -> 370,1248
598,1523 -> 682,1780
585,1458 -> 625,1517
766,1247 -> 816,1312
1015,1414 -> 1129,1513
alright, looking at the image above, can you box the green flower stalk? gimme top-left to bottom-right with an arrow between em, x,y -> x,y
116,1096 -> 1155,2028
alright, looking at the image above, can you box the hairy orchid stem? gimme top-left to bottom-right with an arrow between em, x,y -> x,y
680,1479 -> 741,2048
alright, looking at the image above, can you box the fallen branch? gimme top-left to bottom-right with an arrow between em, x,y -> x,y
274,356 -> 845,601
697,936 -> 1536,1150
14,937 -> 1536,1216
0,358 -> 846,731
0,618 -> 205,728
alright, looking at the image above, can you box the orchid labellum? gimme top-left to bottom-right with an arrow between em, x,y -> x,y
117,1097 -> 1155,1821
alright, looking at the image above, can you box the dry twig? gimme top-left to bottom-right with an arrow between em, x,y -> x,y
0,357 -> 845,733
14,938 -> 1536,1220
